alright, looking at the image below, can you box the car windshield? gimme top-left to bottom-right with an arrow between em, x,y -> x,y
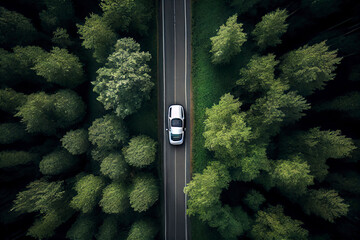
171,118 -> 182,127
171,133 -> 182,141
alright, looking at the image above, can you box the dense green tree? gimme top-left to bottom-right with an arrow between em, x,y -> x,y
12,179 -> 65,214
0,88 -> 27,114
16,90 -> 85,135
61,129 -> 89,155
93,38 -> 153,118
32,47 -> 84,88
129,174 -> 158,212
210,14 -> 247,64
302,189 -> 349,222
100,182 -> 129,214
0,49 -> 16,84
280,41 -> 342,96
314,92 -> 360,118
39,149 -> 77,175
0,123 -> 27,144
252,9 -> 288,49
66,214 -> 96,240
39,0 -> 74,32
88,114 -> 128,149
127,219 -> 157,240
247,82 -> 310,139
271,156 -> 314,197
100,153 -> 128,180
251,205 -> 308,240
0,7 -> 37,46
230,0 -> 261,14
0,151 -> 39,168
243,190 -> 265,211
70,174 -> 106,213
123,135 -> 157,168
52,28 -> 73,48
279,128 -> 356,181
184,161 -> 230,221
236,54 -> 280,93
77,14 -> 117,63
91,147 -> 112,162
97,216 -> 118,240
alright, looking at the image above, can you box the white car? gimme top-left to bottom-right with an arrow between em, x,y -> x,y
166,105 -> 185,145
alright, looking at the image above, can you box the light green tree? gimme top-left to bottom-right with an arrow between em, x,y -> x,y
236,54 -> 280,93
123,135 -> 157,168
302,189 -> 349,222
39,149 -> 78,175
0,151 -> 39,168
88,114 -> 128,149
129,174 -> 159,212
32,47 -> 84,88
280,41 -> 342,96
251,205 -> 308,240
99,182 -> 129,214
252,9 -> 289,49
127,219 -> 158,240
100,153 -> 128,180
70,174 -> 106,213
210,14 -> 247,64
66,214 -> 96,240
0,123 -> 27,144
0,7 -> 37,46
77,14 -> 117,63
94,38 -> 153,118
61,129 -> 89,155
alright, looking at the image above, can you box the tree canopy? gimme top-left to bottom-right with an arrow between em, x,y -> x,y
129,174 -> 159,212
123,135 -> 157,168
39,149 -> 78,175
61,129 -> 89,155
127,219 -> 158,240
93,38 -> 153,118
99,182 -> 128,214
100,153 -> 128,180
66,214 -> 96,240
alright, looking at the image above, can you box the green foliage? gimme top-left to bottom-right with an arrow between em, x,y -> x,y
66,214 -> 96,240
129,174 -> 159,212
279,128 -> 356,181
70,174 -> 106,213
39,0 -> 74,32
184,161 -> 230,220
252,9 -> 288,49
210,14 -> 247,64
52,28 -> 73,48
123,135 -> 157,168
314,92 -> 360,118
271,156 -> 314,197
247,82 -> 310,139
97,216 -> 118,240
127,219 -> 157,240
16,90 -> 85,135
100,153 -> 128,180
93,38 -> 153,118
302,189 -> 349,222
230,0 -> 261,14
236,54 -> 280,93
0,151 -> 39,168
0,7 -> 37,46
77,14 -> 117,63
0,88 -> 27,114
100,182 -> 129,214
32,47 -> 84,88
91,148 -> 112,162
251,205 -> 308,240
0,123 -> 27,144
88,114 -> 128,149
243,190 -> 265,211
61,129 -> 89,155
39,149 -> 77,175
12,46 -> 48,79
280,41 -> 342,96
12,179 -> 65,214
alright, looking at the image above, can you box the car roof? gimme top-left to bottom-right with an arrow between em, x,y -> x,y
169,105 -> 183,118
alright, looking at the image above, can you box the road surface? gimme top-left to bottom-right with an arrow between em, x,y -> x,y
160,0 -> 191,239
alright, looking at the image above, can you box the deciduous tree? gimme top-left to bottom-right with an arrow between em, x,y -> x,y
100,182 -> 128,214
39,149 -> 78,175
243,190 -> 265,211
100,153 -> 128,180
129,174 -> 158,212
61,129 -> 89,155
52,28 -> 73,48
127,219 -> 157,240
123,135 -> 157,168
0,88 -> 27,114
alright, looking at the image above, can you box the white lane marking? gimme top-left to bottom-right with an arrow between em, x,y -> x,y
161,0 -> 167,238
184,0 -> 188,239
173,1 -> 177,239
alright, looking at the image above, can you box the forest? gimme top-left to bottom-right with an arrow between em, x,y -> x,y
188,0 -> 360,239
0,0 -> 160,239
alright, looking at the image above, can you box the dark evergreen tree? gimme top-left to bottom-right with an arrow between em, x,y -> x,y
0,88 -> 27,114
66,214 -> 96,240
0,151 -> 39,168
0,123 -> 27,144
97,216 -> 119,240
39,149 -> 78,175
243,190 -> 265,212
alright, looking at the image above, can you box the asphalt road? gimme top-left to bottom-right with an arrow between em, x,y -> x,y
160,0 -> 191,239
